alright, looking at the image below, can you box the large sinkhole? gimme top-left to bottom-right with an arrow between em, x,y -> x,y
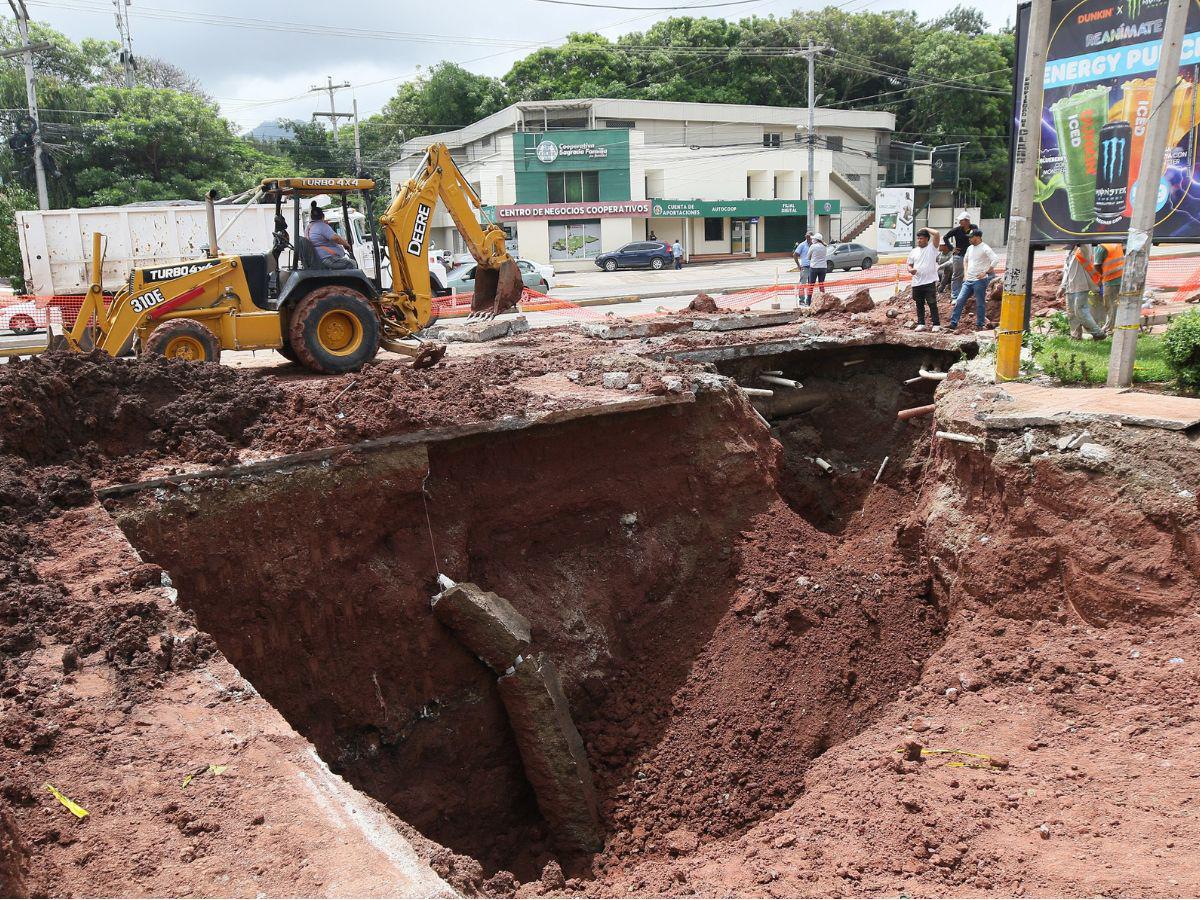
110,343 -> 962,885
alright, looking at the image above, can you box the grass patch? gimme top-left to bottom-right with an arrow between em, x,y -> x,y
1031,333 -> 1173,385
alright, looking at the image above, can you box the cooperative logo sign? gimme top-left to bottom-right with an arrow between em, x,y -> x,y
533,139 -> 609,163
496,200 -> 651,220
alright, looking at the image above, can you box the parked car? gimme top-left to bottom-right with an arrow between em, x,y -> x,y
445,258 -> 551,296
3,300 -> 46,335
827,242 -> 876,271
594,241 -> 672,272
452,254 -> 554,289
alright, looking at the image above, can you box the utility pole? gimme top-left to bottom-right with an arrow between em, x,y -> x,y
112,0 -> 134,88
1108,0 -> 1189,386
310,76 -> 351,145
352,98 -> 362,176
8,0 -> 48,209
798,41 -> 831,232
996,0 -> 1051,380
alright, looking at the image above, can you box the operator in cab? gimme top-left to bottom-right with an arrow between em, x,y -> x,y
306,202 -> 353,269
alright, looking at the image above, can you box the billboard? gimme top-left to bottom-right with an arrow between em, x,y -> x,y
1015,0 -> 1200,242
876,187 -> 915,252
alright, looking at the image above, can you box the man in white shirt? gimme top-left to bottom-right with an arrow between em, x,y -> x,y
948,229 -> 999,331
906,228 -> 941,331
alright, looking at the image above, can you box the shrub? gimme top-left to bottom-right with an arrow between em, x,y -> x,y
1162,311 -> 1200,387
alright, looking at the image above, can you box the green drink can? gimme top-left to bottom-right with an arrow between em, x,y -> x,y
1050,87 -> 1111,223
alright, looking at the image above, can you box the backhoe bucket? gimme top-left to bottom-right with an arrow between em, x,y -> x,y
471,260 -> 524,318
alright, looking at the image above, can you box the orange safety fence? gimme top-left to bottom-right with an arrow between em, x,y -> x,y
4,250 -> 1198,335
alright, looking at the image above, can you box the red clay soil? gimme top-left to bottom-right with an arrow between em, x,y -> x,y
2,339 -> 1199,898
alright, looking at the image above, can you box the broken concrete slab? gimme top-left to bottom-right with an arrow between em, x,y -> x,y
426,316 -> 530,343
690,310 -> 799,332
432,583 -> 531,673
978,383 -> 1200,432
579,320 -> 692,340
497,653 -> 603,854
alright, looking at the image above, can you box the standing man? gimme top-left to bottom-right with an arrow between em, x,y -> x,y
944,214 -> 973,300
1092,242 -> 1124,335
907,228 -> 941,331
671,238 -> 684,270
793,232 -> 813,305
948,229 -> 998,331
808,233 -> 829,294
1063,243 -> 1106,340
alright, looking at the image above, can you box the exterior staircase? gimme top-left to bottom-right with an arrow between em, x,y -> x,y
840,210 -> 875,242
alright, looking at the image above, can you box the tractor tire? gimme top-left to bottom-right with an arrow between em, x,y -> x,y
288,286 -> 380,374
143,318 -> 221,363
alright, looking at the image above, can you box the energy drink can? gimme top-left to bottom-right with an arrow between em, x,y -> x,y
1095,120 -> 1132,227
1050,87 -> 1110,223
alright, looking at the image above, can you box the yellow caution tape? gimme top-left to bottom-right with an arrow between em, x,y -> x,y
182,764 -> 228,788
43,783 -> 89,818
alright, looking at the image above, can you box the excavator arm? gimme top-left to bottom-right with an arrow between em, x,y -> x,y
378,143 -> 523,339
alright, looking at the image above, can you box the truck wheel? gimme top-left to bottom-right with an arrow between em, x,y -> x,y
288,286 -> 380,374
143,318 -> 221,363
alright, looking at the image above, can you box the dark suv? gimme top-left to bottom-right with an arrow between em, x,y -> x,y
594,240 -> 673,271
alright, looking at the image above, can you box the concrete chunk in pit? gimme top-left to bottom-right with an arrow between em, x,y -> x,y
498,653 -> 603,854
432,583 -> 531,673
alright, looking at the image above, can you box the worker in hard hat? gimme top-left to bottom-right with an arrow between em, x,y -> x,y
1092,243 -> 1124,335
1062,243 -> 1105,340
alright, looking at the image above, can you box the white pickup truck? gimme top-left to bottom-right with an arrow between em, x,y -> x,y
15,201 -> 449,296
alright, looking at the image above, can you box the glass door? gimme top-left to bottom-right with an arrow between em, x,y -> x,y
731,218 -> 750,253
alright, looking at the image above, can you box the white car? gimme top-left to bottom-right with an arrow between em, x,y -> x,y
453,254 -> 554,290
3,300 -> 46,335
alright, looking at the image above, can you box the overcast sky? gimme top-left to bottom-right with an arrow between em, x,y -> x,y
24,0 -> 1011,133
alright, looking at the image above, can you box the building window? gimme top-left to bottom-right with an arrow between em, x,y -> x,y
704,217 -> 724,241
763,132 -> 782,147
549,220 -> 601,260
746,175 -> 752,198
480,134 -> 493,149
547,171 -> 600,203
605,119 -> 636,129
826,136 -> 843,152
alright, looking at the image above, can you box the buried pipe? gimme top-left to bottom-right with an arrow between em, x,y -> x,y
936,430 -> 983,446
759,374 -> 804,390
897,403 -> 936,421
740,386 -> 775,397
814,457 -> 834,474
919,368 -> 948,381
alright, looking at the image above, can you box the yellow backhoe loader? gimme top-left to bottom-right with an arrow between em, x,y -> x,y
62,144 -> 523,373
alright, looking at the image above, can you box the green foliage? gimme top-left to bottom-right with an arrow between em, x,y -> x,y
1032,333 -> 1174,385
382,62 -> 506,135
1162,311 -> 1200,387
0,184 -> 35,292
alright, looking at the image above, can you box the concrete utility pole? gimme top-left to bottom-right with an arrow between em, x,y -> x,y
996,0 -> 1051,380
8,0 -> 48,209
797,40 -> 830,232
1108,0 -> 1189,386
112,0 -> 135,88
310,76 -> 351,145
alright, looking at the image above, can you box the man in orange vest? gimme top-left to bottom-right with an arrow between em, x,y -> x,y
1063,244 -> 1105,340
1092,243 -> 1124,336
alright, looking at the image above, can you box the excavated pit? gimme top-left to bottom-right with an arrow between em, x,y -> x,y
109,345 -> 959,888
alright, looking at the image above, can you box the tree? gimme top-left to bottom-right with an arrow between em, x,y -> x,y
0,185 -> 36,291
380,62 -> 506,137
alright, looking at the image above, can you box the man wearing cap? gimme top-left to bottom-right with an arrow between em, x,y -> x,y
907,228 -> 941,331
807,233 -> 828,294
793,232 -> 813,305
944,215 -> 974,300
948,228 -> 998,331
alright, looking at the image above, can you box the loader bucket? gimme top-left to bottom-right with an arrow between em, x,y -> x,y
471,259 -> 524,318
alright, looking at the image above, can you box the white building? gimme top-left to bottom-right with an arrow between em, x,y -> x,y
389,98 -> 894,270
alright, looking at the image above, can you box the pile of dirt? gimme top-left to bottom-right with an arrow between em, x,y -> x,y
0,352 -> 281,475
686,293 -> 722,314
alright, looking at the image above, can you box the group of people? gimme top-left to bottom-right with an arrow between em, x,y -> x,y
791,232 -> 829,304
905,215 -> 999,331
1062,242 -> 1124,340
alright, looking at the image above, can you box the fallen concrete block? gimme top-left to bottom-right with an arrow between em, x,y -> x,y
430,316 -> 530,343
691,310 -> 798,332
580,320 -> 692,340
602,371 -> 630,390
432,583 -> 531,673
498,653 -> 603,854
